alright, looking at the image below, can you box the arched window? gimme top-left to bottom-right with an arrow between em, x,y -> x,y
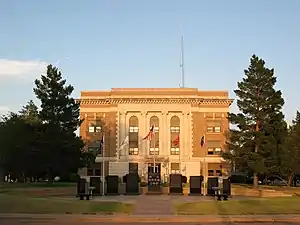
170,116 -> 180,155
129,116 -> 139,155
149,116 -> 159,155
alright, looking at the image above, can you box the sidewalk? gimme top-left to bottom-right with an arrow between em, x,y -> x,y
1,214 -> 300,223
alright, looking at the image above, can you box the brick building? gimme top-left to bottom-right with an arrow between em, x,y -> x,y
77,88 -> 233,183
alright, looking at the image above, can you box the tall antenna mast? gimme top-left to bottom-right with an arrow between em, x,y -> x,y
180,31 -> 185,88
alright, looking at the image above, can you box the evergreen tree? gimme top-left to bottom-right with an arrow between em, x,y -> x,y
281,111 -> 300,186
225,55 -> 285,188
33,65 -> 87,181
19,100 -> 40,124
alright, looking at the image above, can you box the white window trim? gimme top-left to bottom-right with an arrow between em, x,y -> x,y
170,126 -> 180,132
149,147 -> 159,155
170,147 -> 180,155
88,126 -> 95,132
207,147 -> 222,155
129,126 -> 139,133
129,147 -> 139,155
207,126 -> 221,133
171,169 -> 180,174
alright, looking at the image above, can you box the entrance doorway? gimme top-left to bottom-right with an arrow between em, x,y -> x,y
148,163 -> 161,174
147,163 -> 161,193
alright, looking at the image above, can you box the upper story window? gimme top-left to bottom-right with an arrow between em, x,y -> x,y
206,121 -> 221,133
87,163 -> 101,176
170,116 -> 180,155
88,119 -> 103,133
171,163 -> 180,174
88,139 -> 103,155
206,140 -> 222,155
129,116 -> 139,155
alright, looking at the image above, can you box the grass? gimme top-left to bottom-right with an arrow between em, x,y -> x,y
176,197 -> 300,215
232,183 -> 300,196
0,182 -> 76,189
0,193 -> 133,214
0,182 -> 133,214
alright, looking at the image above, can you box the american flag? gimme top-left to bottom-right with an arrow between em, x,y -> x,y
143,125 -> 154,140
172,135 -> 180,146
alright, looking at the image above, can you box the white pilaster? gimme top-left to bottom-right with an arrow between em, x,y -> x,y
139,111 -> 146,156
119,112 -> 126,159
188,108 -> 193,159
161,111 -> 168,156
183,112 -> 190,157
166,113 -> 171,157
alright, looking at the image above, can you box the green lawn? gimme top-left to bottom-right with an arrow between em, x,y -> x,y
176,197 -> 300,215
0,193 -> 133,214
232,183 -> 300,196
0,182 -> 76,189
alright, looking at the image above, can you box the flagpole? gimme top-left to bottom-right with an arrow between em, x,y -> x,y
153,125 -> 156,173
102,114 -> 106,196
179,133 -> 181,174
180,34 -> 185,88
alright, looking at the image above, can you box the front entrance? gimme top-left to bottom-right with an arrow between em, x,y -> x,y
147,163 -> 161,193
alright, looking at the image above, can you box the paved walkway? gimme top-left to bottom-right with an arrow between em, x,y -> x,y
89,194 -> 215,215
133,195 -> 174,215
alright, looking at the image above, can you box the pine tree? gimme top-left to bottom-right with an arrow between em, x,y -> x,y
281,111 -> 300,186
19,100 -> 40,124
225,55 -> 285,188
33,65 -> 86,181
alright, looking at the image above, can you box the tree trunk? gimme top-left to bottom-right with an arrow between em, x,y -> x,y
254,117 -> 260,189
253,172 -> 259,188
287,173 -> 294,187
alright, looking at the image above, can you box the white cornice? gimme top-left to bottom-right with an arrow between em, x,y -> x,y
77,98 -> 234,106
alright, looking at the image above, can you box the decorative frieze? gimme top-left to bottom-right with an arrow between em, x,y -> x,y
77,98 -> 233,105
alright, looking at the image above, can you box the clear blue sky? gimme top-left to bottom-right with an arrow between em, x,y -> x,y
0,0 -> 299,122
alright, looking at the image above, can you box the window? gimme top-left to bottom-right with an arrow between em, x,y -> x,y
87,169 -> 93,176
149,116 -> 159,155
88,140 -> 102,155
149,148 -> 159,155
170,127 -> 180,132
206,121 -> 221,133
216,170 -> 222,176
208,170 -> 214,176
170,148 -> 180,155
129,148 -> 139,155
89,126 -> 95,133
206,141 -> 222,155
207,147 -> 222,155
87,163 -> 101,176
171,163 -> 180,174
95,169 -> 101,176
129,126 -> 139,132
88,120 -> 102,133
129,163 -> 138,173
170,116 -> 180,155
95,126 -> 101,132
129,116 -> 139,155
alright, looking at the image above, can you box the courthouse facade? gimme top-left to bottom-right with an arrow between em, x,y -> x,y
78,88 -> 233,183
